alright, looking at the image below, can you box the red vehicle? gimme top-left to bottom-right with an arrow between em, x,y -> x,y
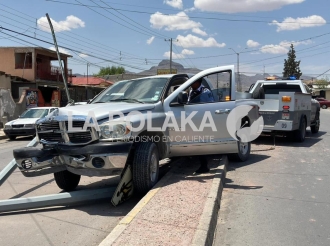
315,98 -> 330,109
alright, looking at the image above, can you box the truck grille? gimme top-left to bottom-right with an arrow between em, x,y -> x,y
65,121 -> 86,130
39,121 -> 60,131
37,120 -> 93,144
38,132 -> 64,142
68,132 -> 93,144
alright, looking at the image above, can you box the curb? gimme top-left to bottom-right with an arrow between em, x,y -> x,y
99,157 -> 186,246
99,156 -> 228,246
191,155 -> 228,246
0,132 -> 8,140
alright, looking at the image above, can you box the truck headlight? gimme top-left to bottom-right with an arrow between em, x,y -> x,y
5,125 -> 12,129
99,122 -> 131,140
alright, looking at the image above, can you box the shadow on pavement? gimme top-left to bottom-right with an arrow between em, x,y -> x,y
228,154 -> 271,171
224,178 -> 263,190
252,130 -> 326,148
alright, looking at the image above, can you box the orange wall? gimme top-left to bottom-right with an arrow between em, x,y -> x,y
0,48 -> 35,81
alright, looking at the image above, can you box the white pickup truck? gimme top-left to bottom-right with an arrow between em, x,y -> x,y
13,65 -> 261,194
246,76 -> 320,142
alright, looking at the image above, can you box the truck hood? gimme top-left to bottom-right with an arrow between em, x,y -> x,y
57,102 -> 156,120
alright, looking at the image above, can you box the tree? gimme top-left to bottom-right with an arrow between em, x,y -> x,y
314,78 -> 329,89
95,66 -> 125,76
283,44 -> 302,79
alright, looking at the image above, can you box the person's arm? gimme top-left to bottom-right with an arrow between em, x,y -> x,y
200,88 -> 215,102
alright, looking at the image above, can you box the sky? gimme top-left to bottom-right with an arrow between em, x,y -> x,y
1,0 -> 330,78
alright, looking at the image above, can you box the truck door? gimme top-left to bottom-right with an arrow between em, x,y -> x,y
163,66 -> 238,156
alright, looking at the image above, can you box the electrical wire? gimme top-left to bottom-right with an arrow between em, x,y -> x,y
45,0 -> 330,25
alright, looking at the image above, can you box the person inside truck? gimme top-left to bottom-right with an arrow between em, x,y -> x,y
187,77 -> 214,174
187,78 -> 215,104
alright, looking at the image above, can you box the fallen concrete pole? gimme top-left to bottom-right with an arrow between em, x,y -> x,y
0,137 -> 38,187
0,187 -> 116,213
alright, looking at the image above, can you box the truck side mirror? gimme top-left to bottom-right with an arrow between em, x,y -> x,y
177,91 -> 188,104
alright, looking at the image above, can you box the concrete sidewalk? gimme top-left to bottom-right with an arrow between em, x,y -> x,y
0,129 -> 7,140
99,155 -> 228,246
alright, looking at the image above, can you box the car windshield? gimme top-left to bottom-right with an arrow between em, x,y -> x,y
92,77 -> 169,104
20,109 -> 49,118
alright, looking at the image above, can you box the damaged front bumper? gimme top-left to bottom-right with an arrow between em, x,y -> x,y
13,141 -> 133,177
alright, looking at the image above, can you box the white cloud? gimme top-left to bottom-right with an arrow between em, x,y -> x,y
247,40 -> 260,48
150,11 -> 207,36
260,45 -> 289,54
147,36 -> 155,45
79,53 -> 88,58
38,15 -> 85,33
192,28 -> 207,36
260,40 -> 312,54
184,7 -> 196,12
164,0 -> 183,9
194,0 -> 304,13
163,48 -> 195,59
182,49 -> 195,55
270,15 -> 326,32
175,34 -> 226,48
49,47 -> 71,55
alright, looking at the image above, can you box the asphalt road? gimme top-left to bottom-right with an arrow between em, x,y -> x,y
0,137 -> 142,246
214,109 -> 330,246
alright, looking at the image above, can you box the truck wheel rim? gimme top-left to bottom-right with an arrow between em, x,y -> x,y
150,153 -> 157,183
239,141 -> 248,155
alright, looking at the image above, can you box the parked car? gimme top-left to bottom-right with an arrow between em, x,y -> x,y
315,98 -> 330,109
4,107 -> 58,140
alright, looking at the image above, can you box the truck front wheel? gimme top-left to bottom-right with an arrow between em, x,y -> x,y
132,142 -> 160,195
311,111 -> 320,134
54,170 -> 81,191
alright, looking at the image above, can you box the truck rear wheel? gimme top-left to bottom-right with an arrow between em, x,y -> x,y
293,117 -> 306,142
311,111 -> 320,134
132,142 -> 159,195
54,170 -> 81,191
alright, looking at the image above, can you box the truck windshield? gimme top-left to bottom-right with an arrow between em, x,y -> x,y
92,77 -> 169,104
263,84 -> 302,94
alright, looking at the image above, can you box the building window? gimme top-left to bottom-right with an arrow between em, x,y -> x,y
15,52 -> 32,69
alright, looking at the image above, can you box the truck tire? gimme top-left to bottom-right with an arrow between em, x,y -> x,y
228,139 -> 251,162
132,142 -> 159,194
311,111 -> 320,134
293,116 -> 306,142
54,170 -> 81,191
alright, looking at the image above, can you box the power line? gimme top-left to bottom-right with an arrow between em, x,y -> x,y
73,0 -> 165,39
0,26 -> 150,71
0,3 -> 150,60
96,0 -> 168,39
45,0 -> 330,25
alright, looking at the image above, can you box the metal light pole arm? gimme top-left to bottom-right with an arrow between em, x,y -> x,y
46,13 -> 73,105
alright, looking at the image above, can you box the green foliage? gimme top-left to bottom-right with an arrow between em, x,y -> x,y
314,78 -> 329,89
283,44 -> 302,79
95,66 -> 125,76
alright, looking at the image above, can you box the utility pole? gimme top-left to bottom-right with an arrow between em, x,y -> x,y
46,13 -> 73,105
229,48 -> 241,92
263,65 -> 265,77
165,38 -> 178,74
87,63 -> 89,85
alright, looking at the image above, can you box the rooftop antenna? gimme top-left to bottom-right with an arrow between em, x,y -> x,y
45,13 -> 74,105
